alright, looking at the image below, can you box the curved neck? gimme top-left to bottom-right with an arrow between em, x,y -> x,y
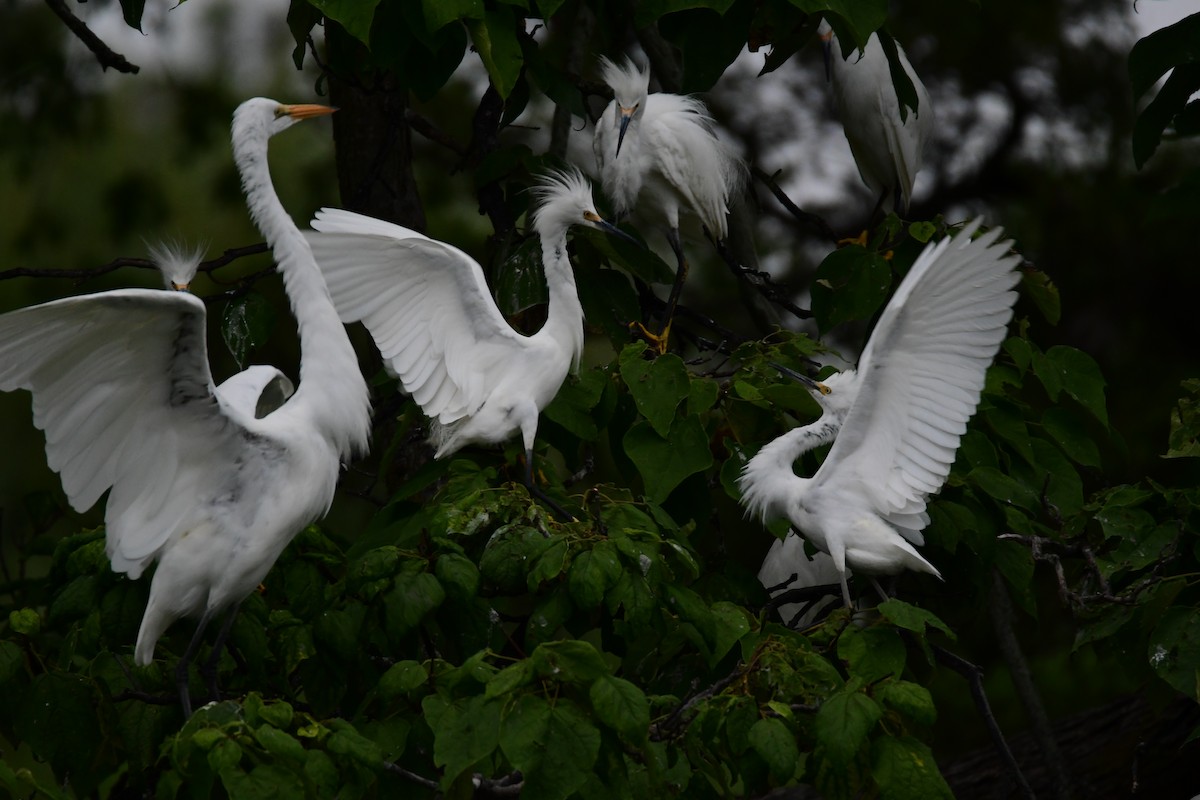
233,119 -> 369,459
740,415 -> 841,522
538,235 -> 585,371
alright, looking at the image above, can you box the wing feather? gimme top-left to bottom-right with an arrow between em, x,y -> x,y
0,289 -> 252,577
812,220 -> 1020,536
307,210 -> 532,424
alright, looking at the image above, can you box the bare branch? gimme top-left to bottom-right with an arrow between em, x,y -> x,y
44,0 -> 140,74
751,167 -> 838,243
0,243 -> 269,287
405,109 -> 467,157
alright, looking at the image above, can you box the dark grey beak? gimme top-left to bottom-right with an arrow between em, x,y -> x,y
615,107 -> 635,157
597,217 -> 640,246
771,361 -> 830,395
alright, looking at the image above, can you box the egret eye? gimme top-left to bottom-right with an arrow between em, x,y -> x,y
817,383 -> 832,395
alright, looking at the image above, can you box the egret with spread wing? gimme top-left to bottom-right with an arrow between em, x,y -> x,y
148,239 -> 295,418
740,220 -> 1020,606
0,98 -> 370,716
593,55 -> 744,353
306,168 -> 629,513
820,20 -> 933,216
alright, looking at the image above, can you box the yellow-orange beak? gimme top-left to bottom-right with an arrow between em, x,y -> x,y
281,103 -> 337,120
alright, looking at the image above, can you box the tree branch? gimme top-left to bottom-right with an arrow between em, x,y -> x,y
0,243 -> 269,286
751,167 -> 838,243
931,643 -> 1035,800
44,0 -> 140,74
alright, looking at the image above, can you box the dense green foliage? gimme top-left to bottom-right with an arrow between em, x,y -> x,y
2,0 -> 1199,797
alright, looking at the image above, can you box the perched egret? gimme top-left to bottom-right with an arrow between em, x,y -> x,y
739,219 -> 1020,606
820,20 -> 933,216
305,168 -> 630,513
0,98 -> 370,716
593,55 -> 743,352
148,239 -> 296,418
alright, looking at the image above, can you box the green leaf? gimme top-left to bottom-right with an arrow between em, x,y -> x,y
1130,12 -> 1200,100
480,526 -> 552,593
327,722 -> 384,768
838,626 -> 906,682
623,415 -> 714,502
119,0 -> 146,31
501,696 -> 602,800
384,571 -> 445,638
543,368 -> 609,441
748,716 -> 800,782
968,466 -> 1040,513
619,345 -> 691,437
1042,346 -> 1108,427
379,660 -> 429,700
422,0 -> 484,32
877,599 -> 954,639
0,640 -> 23,684
876,680 -> 936,727
590,675 -> 650,742
221,292 -> 277,370
486,659 -> 534,698
815,690 -> 882,766
433,695 -> 502,780
1020,267 -> 1060,325
531,639 -> 611,684
575,225 -> 676,285
908,221 -> 936,243
877,32 -> 920,122
1167,378 -> 1200,458
254,725 -> 306,763
436,553 -> 481,601
872,735 -> 953,799
494,236 -> 547,315
568,546 -> 622,609
465,10 -> 524,100
805,1 -> 889,50
308,0 -> 382,44
810,246 -> 893,334
1042,407 -> 1102,467
710,601 -> 752,663
9,607 -> 41,635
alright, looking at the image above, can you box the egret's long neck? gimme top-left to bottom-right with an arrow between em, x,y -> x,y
739,416 -> 841,523
233,121 -> 370,459
539,234 -> 585,372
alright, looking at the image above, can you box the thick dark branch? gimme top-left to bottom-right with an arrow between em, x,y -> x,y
931,643 -> 1035,800
751,167 -> 838,243
383,762 -> 438,790
652,663 -> 746,740
44,0 -> 140,74
713,235 -> 813,320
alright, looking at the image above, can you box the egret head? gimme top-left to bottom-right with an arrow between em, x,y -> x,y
598,56 -> 650,157
531,167 -> 636,245
234,98 -> 336,140
812,369 -> 859,418
147,239 -> 206,292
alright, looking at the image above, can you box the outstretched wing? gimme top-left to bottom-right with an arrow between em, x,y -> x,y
0,289 -> 253,577
812,220 -> 1021,542
307,208 -> 528,423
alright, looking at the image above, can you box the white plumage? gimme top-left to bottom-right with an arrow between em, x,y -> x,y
0,98 -> 370,715
306,168 -> 625,489
740,219 -> 1021,606
821,20 -> 933,215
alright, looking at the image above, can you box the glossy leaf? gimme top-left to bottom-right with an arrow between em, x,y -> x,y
815,689 -> 882,766
810,246 -> 893,333
308,0 -> 381,44
623,415 -> 714,502
465,10 -> 524,100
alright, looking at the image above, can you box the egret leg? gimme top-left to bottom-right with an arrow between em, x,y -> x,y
522,448 -> 575,523
870,577 -> 891,604
633,227 -> 688,355
838,572 -> 853,608
199,604 -> 241,705
176,608 -> 216,719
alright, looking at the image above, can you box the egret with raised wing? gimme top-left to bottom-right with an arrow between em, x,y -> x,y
0,98 -> 370,716
593,55 -> 744,352
306,168 -> 631,516
740,220 -> 1020,606
820,20 -> 933,216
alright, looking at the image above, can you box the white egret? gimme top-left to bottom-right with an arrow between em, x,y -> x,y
0,98 -> 370,716
739,219 -> 1020,606
304,167 -> 630,514
148,239 -> 296,418
820,20 -> 933,216
593,55 -> 744,352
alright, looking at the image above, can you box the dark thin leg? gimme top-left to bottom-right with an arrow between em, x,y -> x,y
177,609 -> 215,719
656,227 -> 689,352
522,448 -> 575,523
200,604 -> 241,705
870,577 -> 891,604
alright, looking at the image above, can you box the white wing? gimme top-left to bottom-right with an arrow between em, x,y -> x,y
643,94 -> 736,238
0,289 -> 255,576
216,365 -> 294,420
812,220 -> 1021,541
306,208 -> 529,423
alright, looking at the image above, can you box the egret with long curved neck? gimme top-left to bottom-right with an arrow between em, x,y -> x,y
306,168 -> 630,516
740,219 -> 1020,607
0,98 -> 370,716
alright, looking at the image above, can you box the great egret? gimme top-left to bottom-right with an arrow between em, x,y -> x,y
148,239 -> 296,418
820,20 -> 933,216
305,168 -> 629,513
593,55 -> 743,352
740,219 -> 1020,606
0,98 -> 370,716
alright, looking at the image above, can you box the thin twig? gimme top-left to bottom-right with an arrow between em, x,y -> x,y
713,236 -> 812,320
931,643 -> 1035,800
383,762 -> 439,790
0,243 -> 269,286
652,663 -> 746,739
44,0 -> 139,74
404,109 -> 467,157
751,167 -> 837,242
